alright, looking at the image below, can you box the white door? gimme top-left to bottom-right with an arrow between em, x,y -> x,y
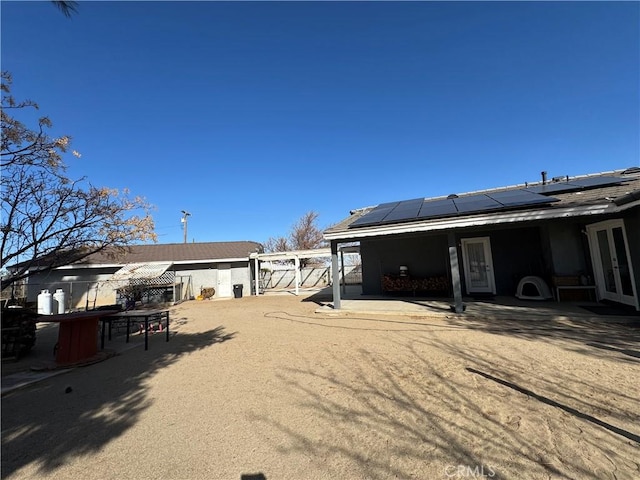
587,220 -> 638,308
461,237 -> 496,294
217,263 -> 232,297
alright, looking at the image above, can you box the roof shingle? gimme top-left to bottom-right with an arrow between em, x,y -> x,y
75,241 -> 263,266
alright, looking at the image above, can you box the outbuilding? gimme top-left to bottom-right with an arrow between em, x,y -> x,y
19,241 -> 262,310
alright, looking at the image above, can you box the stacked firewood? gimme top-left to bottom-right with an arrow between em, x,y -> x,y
382,275 -> 450,293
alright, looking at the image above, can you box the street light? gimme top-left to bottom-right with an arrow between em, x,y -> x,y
181,210 -> 191,244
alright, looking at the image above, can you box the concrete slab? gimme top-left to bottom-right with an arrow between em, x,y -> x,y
311,286 -> 640,324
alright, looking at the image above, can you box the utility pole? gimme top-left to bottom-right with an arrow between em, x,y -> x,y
181,210 -> 191,244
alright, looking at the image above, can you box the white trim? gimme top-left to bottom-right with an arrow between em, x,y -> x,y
249,248 -> 331,261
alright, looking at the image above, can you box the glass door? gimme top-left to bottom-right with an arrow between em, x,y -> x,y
461,237 -> 496,294
587,220 -> 638,307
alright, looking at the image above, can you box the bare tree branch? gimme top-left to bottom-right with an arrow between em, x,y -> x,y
1,72 -> 156,291
51,1 -> 79,18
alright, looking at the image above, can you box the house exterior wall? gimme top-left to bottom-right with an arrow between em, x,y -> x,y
545,221 -> 591,276
360,226 -> 550,297
470,226 -> 545,295
230,262 -> 252,295
150,261 -> 252,299
21,260 -> 254,310
24,266 -> 119,311
360,234 -> 450,295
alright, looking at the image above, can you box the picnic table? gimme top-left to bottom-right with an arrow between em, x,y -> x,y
101,309 -> 170,351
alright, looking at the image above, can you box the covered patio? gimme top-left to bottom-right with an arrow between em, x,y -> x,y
307,285 -> 640,323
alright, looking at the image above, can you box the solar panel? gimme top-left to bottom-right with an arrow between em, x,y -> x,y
350,202 -> 399,227
524,182 -> 583,195
417,198 -> 458,218
487,189 -> 560,207
525,176 -> 624,195
453,194 -> 502,213
383,198 -> 424,222
569,176 -> 625,188
349,189 -> 561,228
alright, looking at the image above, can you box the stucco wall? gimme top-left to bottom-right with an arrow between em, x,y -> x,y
179,261 -> 252,298
22,260 -> 254,310
24,267 -> 119,311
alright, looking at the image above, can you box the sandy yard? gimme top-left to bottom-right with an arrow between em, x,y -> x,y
1,293 -> 639,480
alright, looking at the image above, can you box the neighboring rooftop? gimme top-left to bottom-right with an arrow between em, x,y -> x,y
65,241 -> 263,267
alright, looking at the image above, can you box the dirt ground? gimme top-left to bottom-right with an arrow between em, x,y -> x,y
1,294 -> 639,480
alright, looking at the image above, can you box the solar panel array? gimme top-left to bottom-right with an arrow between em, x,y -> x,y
349,175 -> 626,229
350,190 -> 560,228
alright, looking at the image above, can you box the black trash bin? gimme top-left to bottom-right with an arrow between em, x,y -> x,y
233,284 -> 243,298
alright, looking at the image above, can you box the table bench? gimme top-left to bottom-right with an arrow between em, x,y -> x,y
101,309 -> 170,351
555,285 -> 599,302
552,275 -> 599,302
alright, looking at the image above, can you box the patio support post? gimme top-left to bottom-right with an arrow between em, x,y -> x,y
254,256 -> 260,296
448,232 -> 464,313
331,241 -> 341,309
340,248 -> 346,294
294,255 -> 300,296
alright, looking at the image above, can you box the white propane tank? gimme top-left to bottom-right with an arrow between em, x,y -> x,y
53,289 -> 66,314
37,289 -> 53,315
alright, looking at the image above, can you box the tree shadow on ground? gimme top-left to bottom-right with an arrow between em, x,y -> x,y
249,329 -> 639,479
443,314 -> 640,363
1,325 -> 235,478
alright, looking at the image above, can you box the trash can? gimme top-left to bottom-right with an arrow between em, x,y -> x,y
233,284 -> 243,298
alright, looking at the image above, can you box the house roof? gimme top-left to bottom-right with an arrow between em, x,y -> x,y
65,241 -> 263,267
324,167 -> 640,240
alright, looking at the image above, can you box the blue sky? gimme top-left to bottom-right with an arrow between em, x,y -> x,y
2,1 -> 638,245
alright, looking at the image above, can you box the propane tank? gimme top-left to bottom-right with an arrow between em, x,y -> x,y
37,289 -> 53,315
53,289 -> 66,314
